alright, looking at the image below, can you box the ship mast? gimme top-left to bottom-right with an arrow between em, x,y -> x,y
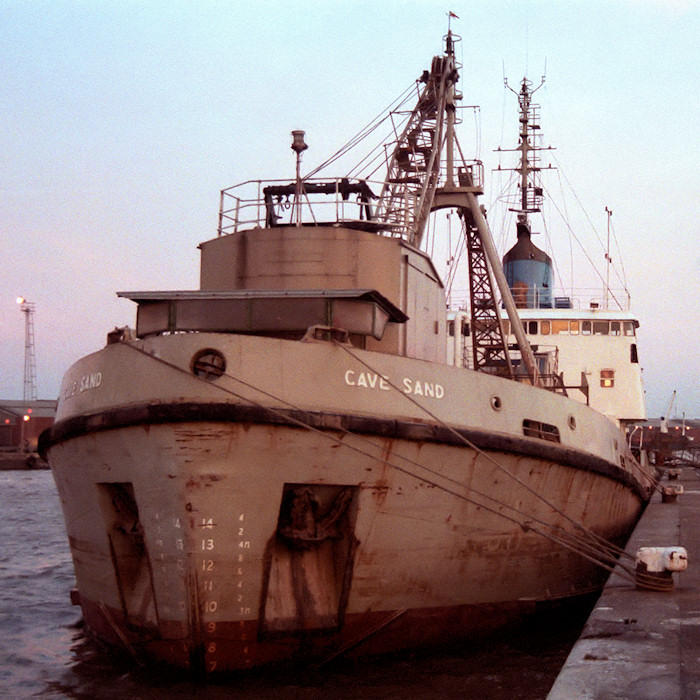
500,76 -> 554,231
499,76 -> 558,320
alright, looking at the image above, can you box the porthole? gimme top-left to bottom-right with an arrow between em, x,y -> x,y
568,415 -> 577,430
491,395 -> 503,411
191,348 -> 226,381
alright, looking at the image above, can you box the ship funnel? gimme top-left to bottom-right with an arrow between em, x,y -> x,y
502,217 -> 554,309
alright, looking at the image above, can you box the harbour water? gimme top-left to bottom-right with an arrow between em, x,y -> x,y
0,470 -> 590,699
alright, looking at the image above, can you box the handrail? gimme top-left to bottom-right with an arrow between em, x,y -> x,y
217,176 -> 396,237
217,161 -> 484,238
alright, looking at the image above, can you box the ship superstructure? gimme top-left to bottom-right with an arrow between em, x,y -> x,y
41,34 -> 655,674
495,77 -> 646,426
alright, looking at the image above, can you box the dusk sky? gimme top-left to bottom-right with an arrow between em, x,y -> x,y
2,1 -> 698,418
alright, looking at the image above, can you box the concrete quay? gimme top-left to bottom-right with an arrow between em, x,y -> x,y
548,467 -> 700,699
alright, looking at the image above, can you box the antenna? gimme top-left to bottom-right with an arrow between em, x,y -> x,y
16,297 -> 37,401
499,75 -> 554,224
604,207 -> 612,308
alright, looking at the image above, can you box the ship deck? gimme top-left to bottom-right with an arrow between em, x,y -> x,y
548,465 -> 700,698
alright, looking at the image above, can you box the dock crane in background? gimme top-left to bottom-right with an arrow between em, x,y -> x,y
660,390 -> 677,434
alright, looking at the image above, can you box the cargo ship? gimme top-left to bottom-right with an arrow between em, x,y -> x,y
41,33 -> 655,673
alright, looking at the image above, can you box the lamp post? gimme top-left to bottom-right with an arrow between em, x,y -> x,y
291,130 -> 308,226
16,297 -> 37,402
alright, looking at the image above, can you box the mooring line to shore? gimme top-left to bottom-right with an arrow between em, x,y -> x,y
333,341 -> 650,564
118,340 -> 645,583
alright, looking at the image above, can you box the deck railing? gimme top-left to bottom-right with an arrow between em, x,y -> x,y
447,288 -> 633,313
218,177 -> 398,237
217,161 -> 484,239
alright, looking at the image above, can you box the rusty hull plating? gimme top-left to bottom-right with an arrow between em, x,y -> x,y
41,34 -> 654,674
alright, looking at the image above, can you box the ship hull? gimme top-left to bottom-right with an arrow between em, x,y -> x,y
42,333 -> 651,672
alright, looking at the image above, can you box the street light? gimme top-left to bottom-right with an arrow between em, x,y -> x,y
16,296 -> 37,401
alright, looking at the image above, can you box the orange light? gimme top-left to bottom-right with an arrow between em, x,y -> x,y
23,415 -> 30,422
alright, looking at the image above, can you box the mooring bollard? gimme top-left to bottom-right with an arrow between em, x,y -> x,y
661,484 -> 683,503
635,546 -> 688,591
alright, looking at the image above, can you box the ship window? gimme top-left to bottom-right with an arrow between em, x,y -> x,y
582,321 -> 592,336
448,319 -> 471,337
191,349 -> 226,380
523,419 -> 561,443
631,343 -> 639,363
569,320 -> 579,335
540,321 -> 551,335
527,321 -> 538,335
593,321 -> 609,335
600,369 -> 615,387
552,320 -> 569,334
610,321 -> 621,336
624,322 -> 635,336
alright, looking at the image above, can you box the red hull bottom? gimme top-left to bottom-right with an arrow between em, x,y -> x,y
77,588 -> 600,674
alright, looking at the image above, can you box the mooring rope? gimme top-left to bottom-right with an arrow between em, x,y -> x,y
333,340 -> 649,564
116,339 -> 649,582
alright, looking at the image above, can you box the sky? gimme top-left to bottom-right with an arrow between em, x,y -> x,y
1,0 -> 698,418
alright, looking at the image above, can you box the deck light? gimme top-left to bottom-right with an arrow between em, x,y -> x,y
291,130 -> 308,153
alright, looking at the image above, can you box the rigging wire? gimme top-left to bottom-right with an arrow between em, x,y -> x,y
556,168 -> 576,299
129,332 -> 657,567
539,207 -> 568,298
119,338 -> 649,579
608,213 -> 629,291
305,82 -> 417,180
332,340 -> 656,553
542,183 -> 625,310
551,153 -> 630,297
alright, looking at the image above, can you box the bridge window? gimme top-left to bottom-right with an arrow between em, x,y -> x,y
540,320 -> 550,335
582,321 -> 592,336
448,319 -> 470,337
527,321 -> 538,335
569,320 -> 579,335
552,320 -> 570,334
624,322 -> 636,336
593,321 -> 609,335
600,369 -> 615,387
610,321 -> 621,336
